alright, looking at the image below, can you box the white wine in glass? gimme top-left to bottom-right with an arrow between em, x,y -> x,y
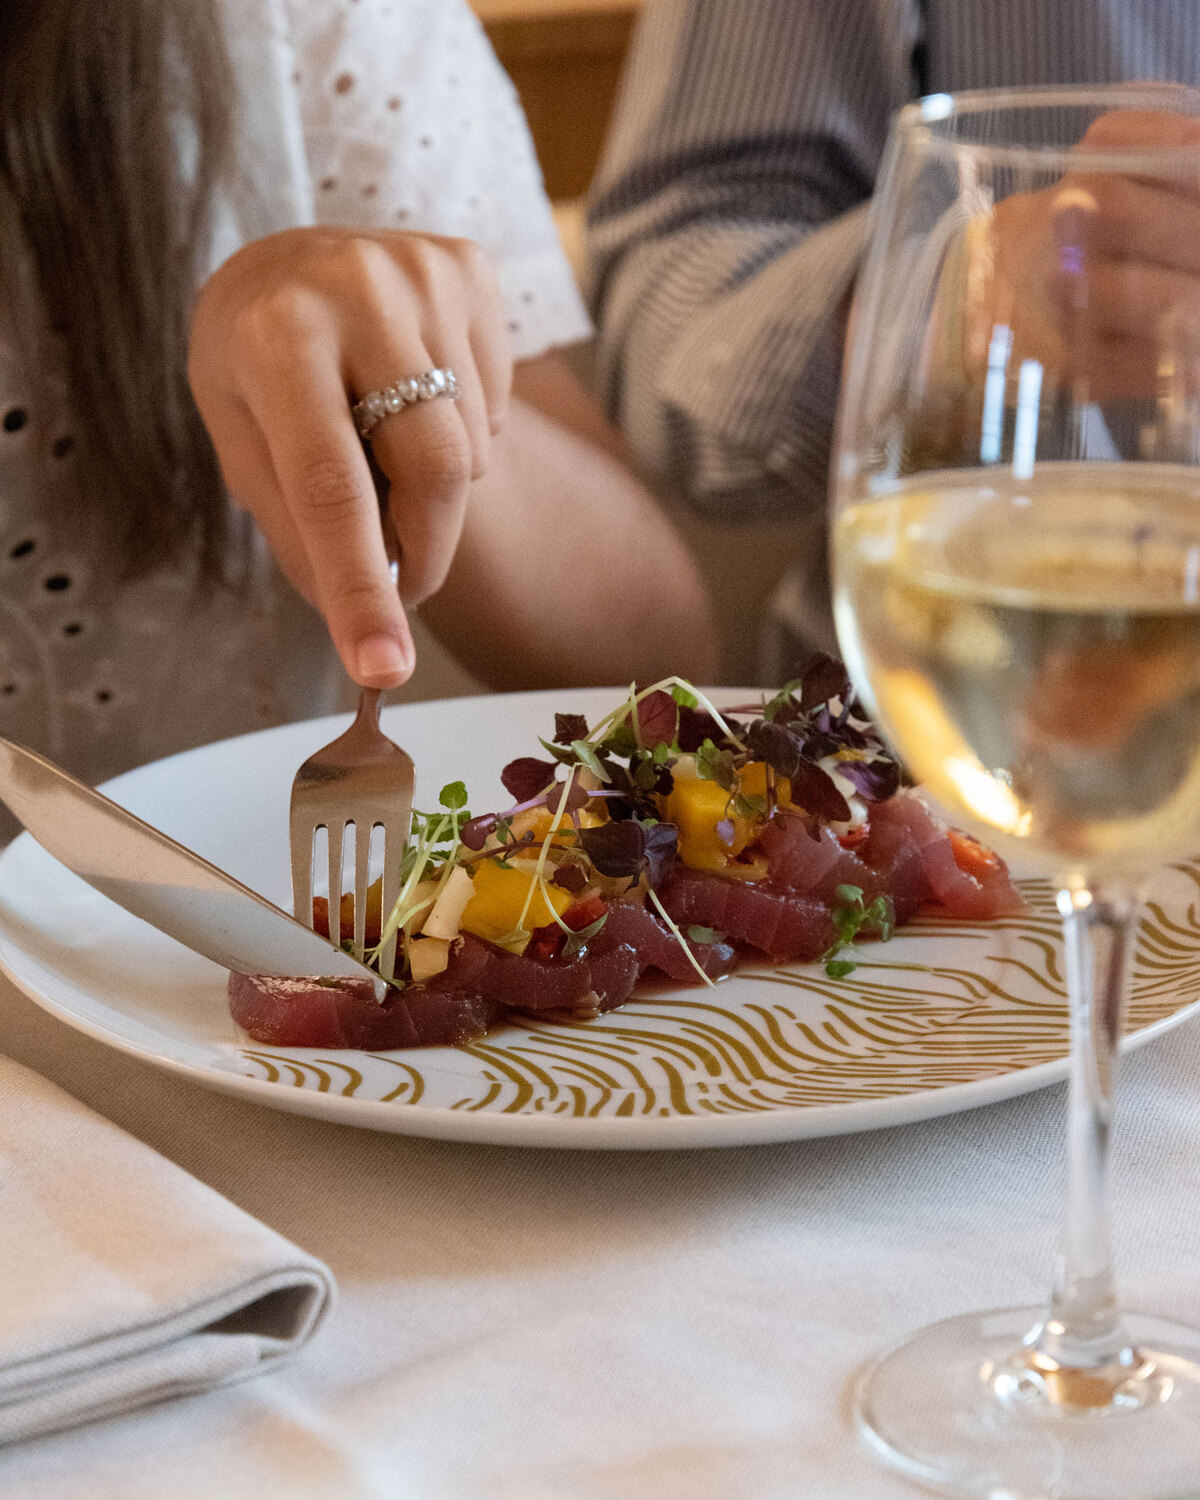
833,88 -> 1200,1499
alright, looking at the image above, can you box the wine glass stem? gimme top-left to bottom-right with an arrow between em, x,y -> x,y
1035,883 -> 1139,1373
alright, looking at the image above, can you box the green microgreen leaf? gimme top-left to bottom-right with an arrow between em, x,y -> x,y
819,886 -> 894,982
570,738 -> 611,783
671,683 -> 699,709
763,677 -> 805,722
695,738 -> 737,792
731,792 -> 767,819
439,780 -> 468,811
600,724 -> 639,757
561,912 -> 608,959
633,757 -> 659,791
651,741 -> 673,765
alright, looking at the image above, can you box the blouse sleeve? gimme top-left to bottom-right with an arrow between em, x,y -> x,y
282,0 -> 591,360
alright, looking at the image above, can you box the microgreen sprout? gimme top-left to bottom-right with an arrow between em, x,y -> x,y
561,912 -> 608,959
583,676 -> 748,755
694,738 -> 737,791
647,887 -> 716,988
371,780 -> 477,974
818,884 -> 896,979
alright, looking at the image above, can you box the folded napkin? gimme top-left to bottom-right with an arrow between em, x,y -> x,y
0,1055 -> 334,1444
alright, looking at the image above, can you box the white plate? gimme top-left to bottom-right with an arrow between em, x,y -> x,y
1,689 -> 1198,1150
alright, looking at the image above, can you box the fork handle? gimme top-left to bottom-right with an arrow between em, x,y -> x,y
356,687 -> 383,728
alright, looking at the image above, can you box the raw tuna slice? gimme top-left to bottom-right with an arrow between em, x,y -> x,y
228,972 -> 501,1049
433,932 -> 642,1014
863,792 -> 1024,920
230,922 -> 648,1048
659,870 -> 837,963
759,816 -> 877,903
602,902 -> 738,982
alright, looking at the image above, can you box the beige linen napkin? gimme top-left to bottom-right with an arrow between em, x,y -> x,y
0,1055 -> 334,1444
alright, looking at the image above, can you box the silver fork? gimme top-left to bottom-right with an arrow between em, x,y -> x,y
289,670 -> 415,984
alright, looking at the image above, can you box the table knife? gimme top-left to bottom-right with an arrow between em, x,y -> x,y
0,737 -> 388,1000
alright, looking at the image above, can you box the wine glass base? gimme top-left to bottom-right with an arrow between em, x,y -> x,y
855,1306 -> 1200,1499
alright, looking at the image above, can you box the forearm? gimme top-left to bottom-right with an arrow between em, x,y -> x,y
420,395 -> 720,690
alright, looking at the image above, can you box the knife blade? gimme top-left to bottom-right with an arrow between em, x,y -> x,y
0,736 -> 389,1000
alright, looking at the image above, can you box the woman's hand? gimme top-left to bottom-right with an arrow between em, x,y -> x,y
188,227 -> 512,686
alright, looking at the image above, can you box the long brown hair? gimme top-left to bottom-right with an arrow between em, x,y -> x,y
0,0 -> 234,578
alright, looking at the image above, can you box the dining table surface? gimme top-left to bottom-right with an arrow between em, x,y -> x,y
2,963 -> 1200,1500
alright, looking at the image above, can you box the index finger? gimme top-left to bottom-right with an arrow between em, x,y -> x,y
245,353 -> 414,688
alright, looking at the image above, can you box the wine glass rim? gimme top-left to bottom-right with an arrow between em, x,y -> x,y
898,83 -> 1200,170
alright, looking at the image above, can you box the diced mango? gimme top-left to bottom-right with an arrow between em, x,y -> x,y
459,858 -> 573,953
664,769 -> 753,871
738,761 -> 790,804
663,761 -> 783,873
408,935 -> 451,983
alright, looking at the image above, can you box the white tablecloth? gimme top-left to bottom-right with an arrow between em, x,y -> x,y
1,972 -> 1199,1500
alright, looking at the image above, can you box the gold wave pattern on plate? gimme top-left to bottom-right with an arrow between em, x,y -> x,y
237,863 -> 1200,1119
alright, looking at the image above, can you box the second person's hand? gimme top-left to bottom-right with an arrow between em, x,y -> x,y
188,226 -> 512,686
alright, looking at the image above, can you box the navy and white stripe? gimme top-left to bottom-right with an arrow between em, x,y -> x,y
588,0 -> 1200,512
586,0 -> 1200,651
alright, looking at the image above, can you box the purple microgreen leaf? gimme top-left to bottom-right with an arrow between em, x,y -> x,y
800,652 -> 851,710
676,706 -> 725,752
789,759 -> 853,824
578,818 -> 677,886
501,756 -> 558,802
633,690 -> 678,748
835,756 -> 901,803
746,719 -> 804,779
552,864 -> 589,893
642,821 -> 678,887
578,820 -> 649,879
799,728 -> 840,760
460,813 -> 497,851
557,775 -> 592,814
553,712 -> 589,746
811,705 -> 870,748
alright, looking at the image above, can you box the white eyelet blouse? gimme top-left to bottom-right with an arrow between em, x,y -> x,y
0,0 -> 589,796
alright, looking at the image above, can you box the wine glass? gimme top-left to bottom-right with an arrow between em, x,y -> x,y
832,86 -> 1200,1499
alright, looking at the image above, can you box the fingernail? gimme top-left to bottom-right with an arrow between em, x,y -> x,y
355,633 -> 410,683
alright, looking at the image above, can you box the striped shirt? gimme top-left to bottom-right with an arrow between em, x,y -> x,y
586,0 -> 1200,661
